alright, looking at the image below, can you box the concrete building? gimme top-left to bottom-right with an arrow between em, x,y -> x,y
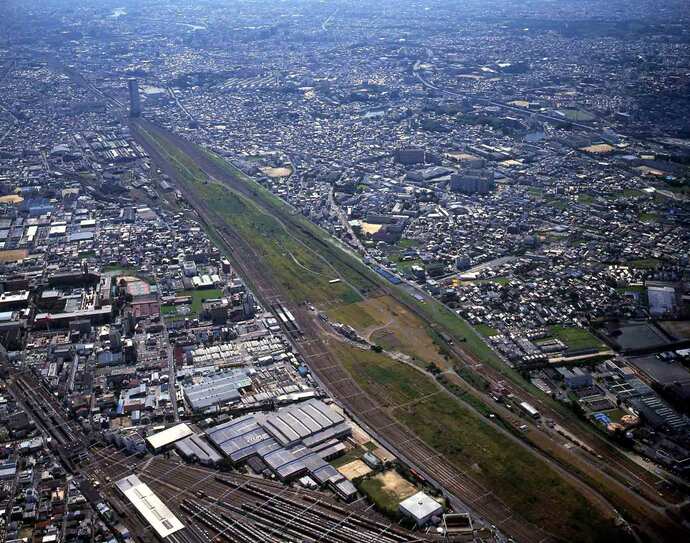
450,169 -> 495,194
146,423 -> 194,452
399,491 -> 443,527
128,78 -> 142,118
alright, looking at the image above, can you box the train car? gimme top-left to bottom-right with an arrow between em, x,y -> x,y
519,401 -> 540,419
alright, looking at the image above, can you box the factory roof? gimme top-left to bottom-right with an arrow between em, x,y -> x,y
183,369 -> 251,410
146,423 -> 193,451
205,400 -> 352,487
261,399 -> 344,446
115,474 -> 184,538
175,434 -> 223,464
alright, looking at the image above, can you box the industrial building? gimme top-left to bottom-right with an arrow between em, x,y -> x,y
146,422 -> 194,453
174,433 -> 223,465
115,474 -> 184,538
182,369 -> 252,411
398,491 -> 443,527
556,366 -> 592,389
648,286 -> 676,317
206,399 -> 357,500
630,396 -> 689,433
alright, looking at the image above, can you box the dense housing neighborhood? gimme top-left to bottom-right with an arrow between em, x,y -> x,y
0,1 -> 689,543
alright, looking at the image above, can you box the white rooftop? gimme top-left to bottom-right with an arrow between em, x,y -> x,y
399,491 -> 443,524
146,423 -> 193,451
115,474 -> 184,538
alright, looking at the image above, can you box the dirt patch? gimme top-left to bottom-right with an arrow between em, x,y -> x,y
331,296 -> 447,367
376,470 -> 417,500
0,249 -> 28,262
260,166 -> 293,178
338,459 -> 372,480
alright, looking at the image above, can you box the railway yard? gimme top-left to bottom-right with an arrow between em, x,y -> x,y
89,447 -> 443,543
131,119 -> 690,543
132,121 -> 541,540
2,4 -> 690,540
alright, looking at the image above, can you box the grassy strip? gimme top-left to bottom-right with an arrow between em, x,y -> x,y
138,126 -> 363,306
455,366 -> 490,391
331,341 -> 627,542
474,323 -> 499,337
133,124 -> 669,539
628,258 -> 662,269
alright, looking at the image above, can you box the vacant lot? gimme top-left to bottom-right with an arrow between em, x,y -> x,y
337,459 -> 372,481
659,320 -> 690,340
336,340 -> 624,542
330,341 -> 437,408
0,249 -> 28,262
549,325 -> 606,352
357,470 -> 417,516
330,295 -> 449,367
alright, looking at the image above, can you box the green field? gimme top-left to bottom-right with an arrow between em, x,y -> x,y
549,325 -> 606,352
396,238 -> 420,249
160,304 -> 178,316
333,341 -> 626,542
327,303 -> 377,329
639,212 -> 658,223
131,122 -> 662,542
474,323 -> 499,337
333,342 -> 437,407
627,258 -> 662,270
177,288 -> 223,315
356,475 -> 411,517
558,108 -> 596,122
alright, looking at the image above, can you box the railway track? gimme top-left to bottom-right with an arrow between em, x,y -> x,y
11,372 -> 90,468
130,120 -> 554,542
103,454 -> 436,543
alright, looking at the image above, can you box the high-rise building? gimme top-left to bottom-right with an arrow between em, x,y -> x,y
128,78 -> 141,117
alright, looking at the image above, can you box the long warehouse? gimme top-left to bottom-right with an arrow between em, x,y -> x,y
115,474 -> 184,538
